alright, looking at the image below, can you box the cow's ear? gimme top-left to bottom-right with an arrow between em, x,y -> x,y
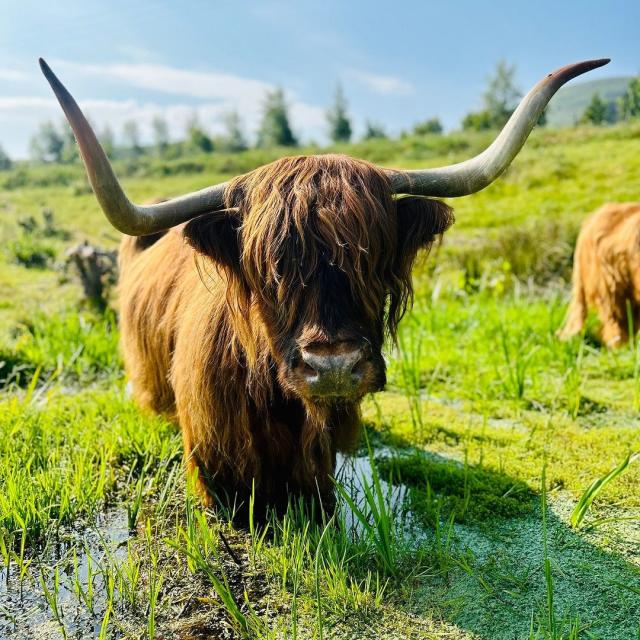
183,212 -> 241,273
395,196 -> 454,257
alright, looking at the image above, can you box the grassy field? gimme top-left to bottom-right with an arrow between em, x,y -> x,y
1,122 -> 639,639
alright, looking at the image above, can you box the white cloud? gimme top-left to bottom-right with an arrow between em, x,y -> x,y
0,96 -> 232,145
0,97 -> 54,110
0,69 -> 28,82
347,70 -> 414,96
50,59 -> 325,136
113,45 -> 159,63
55,60 -> 271,102
1,60 -> 327,157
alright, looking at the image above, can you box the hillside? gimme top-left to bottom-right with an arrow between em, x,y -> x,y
546,76 -> 632,126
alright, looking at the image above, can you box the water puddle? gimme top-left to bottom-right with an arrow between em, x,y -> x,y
2,447 -> 438,637
335,448 -> 411,534
0,507 -> 130,639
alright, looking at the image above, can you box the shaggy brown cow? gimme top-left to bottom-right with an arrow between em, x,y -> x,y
558,202 -> 640,346
40,57 -> 607,516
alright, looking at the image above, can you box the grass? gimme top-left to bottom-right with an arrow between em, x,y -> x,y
570,452 -> 639,529
1,122 -> 639,638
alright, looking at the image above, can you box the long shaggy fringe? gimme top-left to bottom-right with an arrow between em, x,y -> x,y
225,154 -> 446,341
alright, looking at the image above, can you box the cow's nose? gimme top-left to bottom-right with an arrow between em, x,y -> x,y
297,342 -> 367,396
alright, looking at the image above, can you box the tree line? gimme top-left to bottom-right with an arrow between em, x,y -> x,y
460,61 -> 640,130
1,63 -> 639,169
580,77 -> 640,125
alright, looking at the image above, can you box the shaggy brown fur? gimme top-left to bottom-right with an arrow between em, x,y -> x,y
118,154 -> 453,517
558,202 -> 640,346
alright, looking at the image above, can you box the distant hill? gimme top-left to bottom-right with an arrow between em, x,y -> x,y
546,76 -> 632,127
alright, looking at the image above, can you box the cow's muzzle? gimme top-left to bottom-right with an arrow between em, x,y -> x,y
291,340 -> 381,399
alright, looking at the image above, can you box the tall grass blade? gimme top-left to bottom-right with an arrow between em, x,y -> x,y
570,452 -> 639,529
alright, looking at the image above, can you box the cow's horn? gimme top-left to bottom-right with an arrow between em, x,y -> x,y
386,58 -> 610,198
39,58 -> 228,236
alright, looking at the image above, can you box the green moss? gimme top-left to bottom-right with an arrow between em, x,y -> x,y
377,453 -> 534,524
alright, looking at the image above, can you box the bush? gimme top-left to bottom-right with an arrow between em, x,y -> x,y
7,236 -> 57,269
443,219 -> 579,292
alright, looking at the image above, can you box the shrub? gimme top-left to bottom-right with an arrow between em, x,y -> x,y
7,236 -> 56,269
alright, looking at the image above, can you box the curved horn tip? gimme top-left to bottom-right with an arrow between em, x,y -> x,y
552,58 -> 611,80
39,57 -> 53,77
39,58 -> 66,98
581,57 -> 611,68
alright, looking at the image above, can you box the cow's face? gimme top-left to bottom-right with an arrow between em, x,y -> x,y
185,155 -> 453,407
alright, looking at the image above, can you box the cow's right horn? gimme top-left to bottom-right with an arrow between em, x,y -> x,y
39,58 -> 229,236
385,58 -> 610,198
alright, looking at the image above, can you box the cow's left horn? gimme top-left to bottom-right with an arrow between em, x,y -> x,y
39,58 -> 228,236
386,58 -> 610,198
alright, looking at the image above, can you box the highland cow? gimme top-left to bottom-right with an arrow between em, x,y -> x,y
40,57 -> 607,516
558,202 -> 640,346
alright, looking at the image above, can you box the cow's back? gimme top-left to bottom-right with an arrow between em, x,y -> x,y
578,203 -> 640,296
118,229 -> 220,416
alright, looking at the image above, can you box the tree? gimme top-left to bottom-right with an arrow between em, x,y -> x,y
100,125 -> 116,158
0,144 -> 11,171
537,108 -> 548,127
151,116 -> 170,156
326,84 -> 352,143
619,77 -> 640,120
122,120 -> 142,156
29,121 -> 65,163
581,93 -> 608,125
483,60 -> 521,127
461,60 -> 522,131
412,117 -> 443,135
217,110 -> 248,152
462,110 -> 493,131
185,114 -> 214,153
363,120 -> 387,140
257,88 -> 297,148
59,119 -> 78,163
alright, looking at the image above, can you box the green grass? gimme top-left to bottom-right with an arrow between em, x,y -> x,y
0,385 -> 179,544
1,123 -> 639,639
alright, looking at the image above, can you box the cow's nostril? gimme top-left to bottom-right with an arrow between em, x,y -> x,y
296,342 -> 370,395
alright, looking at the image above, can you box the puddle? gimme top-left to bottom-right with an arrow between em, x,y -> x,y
335,448 -> 410,535
0,507 -> 130,640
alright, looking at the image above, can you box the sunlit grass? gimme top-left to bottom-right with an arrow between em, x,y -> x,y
1,122 -> 640,638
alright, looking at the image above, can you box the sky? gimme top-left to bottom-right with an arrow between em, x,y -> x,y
0,0 -> 638,158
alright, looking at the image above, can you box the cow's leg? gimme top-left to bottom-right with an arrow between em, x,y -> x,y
600,317 -> 627,347
557,245 -> 587,339
119,314 -> 175,415
595,293 -> 628,347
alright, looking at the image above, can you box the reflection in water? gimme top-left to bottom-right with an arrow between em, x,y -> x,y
335,449 -> 410,535
1,507 -> 130,640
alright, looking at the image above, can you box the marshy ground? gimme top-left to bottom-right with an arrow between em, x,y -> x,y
0,123 -> 639,638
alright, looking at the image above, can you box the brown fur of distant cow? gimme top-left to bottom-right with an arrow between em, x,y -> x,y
558,202 -> 640,346
118,155 -> 453,518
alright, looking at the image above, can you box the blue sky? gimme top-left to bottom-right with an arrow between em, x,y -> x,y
0,0 -> 637,157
